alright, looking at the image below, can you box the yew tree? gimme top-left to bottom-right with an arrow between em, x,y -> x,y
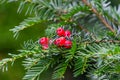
0,0 -> 120,80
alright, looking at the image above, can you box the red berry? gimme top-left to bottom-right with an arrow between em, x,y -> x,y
54,37 -> 66,47
39,37 -> 49,45
64,40 -> 72,49
64,30 -> 71,37
56,27 -> 65,36
42,44 -> 49,50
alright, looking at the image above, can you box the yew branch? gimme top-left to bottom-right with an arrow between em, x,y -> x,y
82,0 -> 115,33
85,40 -> 120,44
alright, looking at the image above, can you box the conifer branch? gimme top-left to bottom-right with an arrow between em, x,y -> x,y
0,48 -> 38,71
78,24 -> 96,40
1,0 -> 120,80
85,40 -> 120,44
78,24 -> 89,33
82,0 -> 115,33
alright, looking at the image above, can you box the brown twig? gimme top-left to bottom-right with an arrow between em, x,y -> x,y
78,24 -> 97,40
82,0 -> 115,33
78,24 -> 89,33
95,40 -> 120,43
85,40 -> 120,44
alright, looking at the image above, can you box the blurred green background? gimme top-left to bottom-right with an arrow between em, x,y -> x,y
0,1 -> 120,80
0,2 -> 46,80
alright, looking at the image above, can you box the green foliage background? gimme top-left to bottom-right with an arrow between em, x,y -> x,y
0,0 -> 120,80
0,2 -> 46,80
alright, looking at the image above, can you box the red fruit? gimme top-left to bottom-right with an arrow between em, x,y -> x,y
39,37 -> 49,45
42,44 -> 49,50
54,37 -> 66,47
64,30 -> 71,37
56,27 -> 65,36
64,40 -> 72,49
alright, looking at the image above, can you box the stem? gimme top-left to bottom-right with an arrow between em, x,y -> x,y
82,0 -> 115,33
95,40 -> 120,43
78,24 -> 89,33
85,40 -> 120,44
78,24 -> 96,40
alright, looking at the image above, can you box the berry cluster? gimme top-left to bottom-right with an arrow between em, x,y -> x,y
39,27 -> 72,49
